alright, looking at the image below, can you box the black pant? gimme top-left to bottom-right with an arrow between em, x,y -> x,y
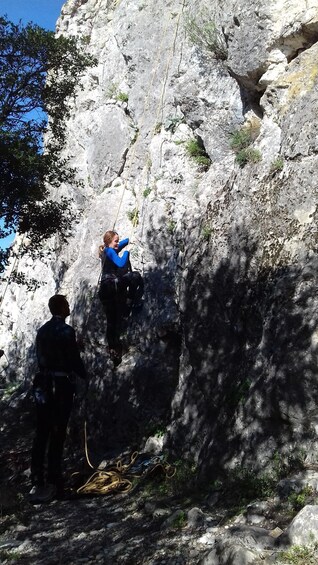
31,377 -> 74,487
99,272 -> 143,349
121,271 -> 144,301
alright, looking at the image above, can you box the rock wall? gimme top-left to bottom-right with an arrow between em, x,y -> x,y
1,0 -> 318,477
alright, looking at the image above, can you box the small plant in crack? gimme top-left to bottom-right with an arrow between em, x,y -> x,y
230,127 -> 262,168
107,82 -> 128,103
236,147 -> 262,167
131,130 -> 139,145
154,122 -> 162,134
167,220 -> 176,235
201,224 -> 213,241
288,486 -> 314,512
184,10 -> 227,60
116,91 -> 128,103
127,208 -> 139,227
230,128 -> 252,152
185,138 -> 211,170
164,115 -> 185,133
172,510 -> 187,529
270,157 -> 284,174
106,82 -> 119,98
143,186 -> 152,198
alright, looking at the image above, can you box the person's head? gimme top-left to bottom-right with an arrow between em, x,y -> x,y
98,230 -> 119,257
48,294 -> 70,319
103,230 -> 119,250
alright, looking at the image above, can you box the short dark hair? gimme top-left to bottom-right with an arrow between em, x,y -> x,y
48,294 -> 68,315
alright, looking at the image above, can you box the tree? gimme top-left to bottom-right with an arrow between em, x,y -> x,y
0,16 -> 95,275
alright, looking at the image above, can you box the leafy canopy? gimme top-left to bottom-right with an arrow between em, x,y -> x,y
0,15 -> 95,274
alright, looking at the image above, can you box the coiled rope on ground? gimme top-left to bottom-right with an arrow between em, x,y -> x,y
74,422 -> 176,496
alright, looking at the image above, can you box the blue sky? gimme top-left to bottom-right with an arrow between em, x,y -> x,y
1,0 -> 65,30
1,1 -> 66,249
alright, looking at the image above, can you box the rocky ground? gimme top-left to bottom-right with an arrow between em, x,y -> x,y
1,388 -> 318,565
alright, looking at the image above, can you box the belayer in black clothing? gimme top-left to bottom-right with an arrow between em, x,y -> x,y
98,230 -> 144,363
29,294 -> 87,504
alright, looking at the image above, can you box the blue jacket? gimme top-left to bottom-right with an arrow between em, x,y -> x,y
101,238 -> 130,280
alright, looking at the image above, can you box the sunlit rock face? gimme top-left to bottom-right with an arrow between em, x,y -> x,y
1,0 -> 318,474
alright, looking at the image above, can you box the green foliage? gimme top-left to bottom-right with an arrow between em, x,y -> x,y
0,550 -> 23,562
271,157 -> 284,173
143,186 -> 152,198
211,465 -> 277,515
201,224 -> 213,241
214,450 -> 308,517
2,382 -> 20,399
230,127 -> 262,167
288,486 -> 313,511
272,450 -> 306,481
81,35 -> 91,45
185,10 -> 227,60
145,421 -> 166,438
194,155 -> 211,168
238,148 -> 262,165
185,138 -> 211,170
127,208 -> 139,227
169,460 -> 197,496
107,82 -> 128,102
185,138 -> 204,157
0,16 -> 95,273
157,459 -> 197,497
172,510 -> 187,529
164,115 -> 185,133
106,82 -> 119,98
221,466 -> 277,512
154,122 -> 162,134
153,427 -> 166,438
131,129 -> 139,145
230,128 -> 252,152
7,271 -> 43,291
144,459 -> 197,498
116,91 -> 128,103
167,220 -> 176,235
278,541 -> 318,564
272,451 -> 287,478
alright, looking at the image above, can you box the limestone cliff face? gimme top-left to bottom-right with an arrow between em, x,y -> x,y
1,0 -> 318,475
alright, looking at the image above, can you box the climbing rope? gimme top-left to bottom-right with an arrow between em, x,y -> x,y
111,13 -> 171,232
111,1 -> 186,236
80,5 -> 186,335
74,421 -> 176,496
77,469 -> 132,495
138,0 -> 186,250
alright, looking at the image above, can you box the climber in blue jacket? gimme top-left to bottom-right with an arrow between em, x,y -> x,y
98,230 -> 143,363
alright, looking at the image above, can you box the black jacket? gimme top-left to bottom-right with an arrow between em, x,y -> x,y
36,316 -> 87,380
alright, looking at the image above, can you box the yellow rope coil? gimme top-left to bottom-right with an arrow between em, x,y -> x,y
77,470 -> 132,495
77,422 -> 176,496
